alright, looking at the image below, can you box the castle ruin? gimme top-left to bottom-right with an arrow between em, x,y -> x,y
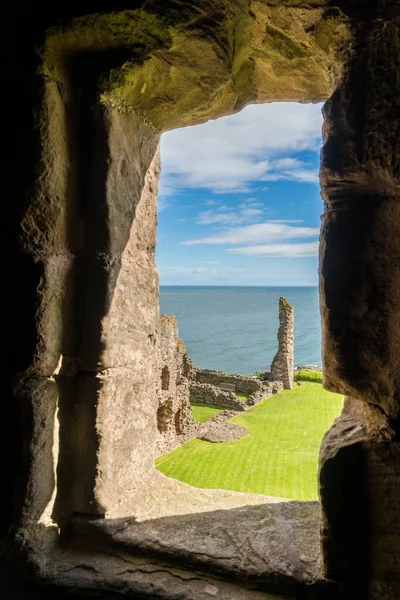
5,2 -> 400,599
270,297 -> 295,390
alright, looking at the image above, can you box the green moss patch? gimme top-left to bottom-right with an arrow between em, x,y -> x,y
264,25 -> 309,59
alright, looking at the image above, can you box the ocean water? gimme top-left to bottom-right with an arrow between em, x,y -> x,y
160,286 -> 322,376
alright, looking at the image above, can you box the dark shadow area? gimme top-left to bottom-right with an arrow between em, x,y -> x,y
3,0 -> 169,538
320,442 -> 371,600
161,365 -> 170,390
321,197 -> 390,386
53,51 -> 117,522
53,49 -> 139,521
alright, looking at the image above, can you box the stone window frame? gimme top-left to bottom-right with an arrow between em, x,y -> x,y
8,4 -> 400,599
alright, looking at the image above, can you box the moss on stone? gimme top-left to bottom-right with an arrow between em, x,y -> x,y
40,2 -> 350,133
43,9 -> 175,92
311,13 -> 347,53
177,338 -> 187,352
264,24 -> 309,59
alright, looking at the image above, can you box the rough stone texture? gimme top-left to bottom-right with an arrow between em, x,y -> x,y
5,1 -> 400,599
319,397 -> 400,599
196,369 -> 268,394
270,297 -> 295,390
319,10 -> 400,422
198,411 -> 248,443
190,381 -> 246,411
109,469 -> 288,522
317,3 -> 400,597
271,379 -> 285,395
54,128 -> 161,522
155,316 -> 198,456
10,99 -> 162,538
65,500 -> 324,593
194,370 -> 276,409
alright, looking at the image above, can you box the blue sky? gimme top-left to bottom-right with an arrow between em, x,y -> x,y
156,102 -> 324,286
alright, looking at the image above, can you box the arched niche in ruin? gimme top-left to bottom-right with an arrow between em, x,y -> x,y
161,366 -> 171,391
157,399 -> 173,434
5,1 -> 400,599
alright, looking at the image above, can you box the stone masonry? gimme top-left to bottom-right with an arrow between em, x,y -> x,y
270,297 -> 294,390
7,3 -> 400,598
156,315 -> 198,456
189,381 -> 246,411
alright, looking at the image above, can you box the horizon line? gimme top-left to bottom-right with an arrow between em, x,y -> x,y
159,284 -> 319,288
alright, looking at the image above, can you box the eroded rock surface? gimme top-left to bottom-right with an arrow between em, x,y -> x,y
156,316 -> 198,455
270,297 -> 295,390
198,410 -> 248,443
5,1 -> 400,599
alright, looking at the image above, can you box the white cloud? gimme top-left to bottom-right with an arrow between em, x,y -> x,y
157,197 -> 170,211
261,168 -> 319,183
197,205 -> 264,226
160,102 -> 323,194
239,200 -> 264,208
227,242 -> 319,258
197,210 -> 240,225
157,177 -> 176,198
181,222 -> 319,245
240,208 -> 263,217
268,219 -> 304,223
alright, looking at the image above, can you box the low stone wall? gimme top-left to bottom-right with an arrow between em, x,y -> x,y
198,411 -> 248,443
271,379 -> 284,394
247,387 -> 271,407
196,369 -> 264,394
190,382 -> 246,411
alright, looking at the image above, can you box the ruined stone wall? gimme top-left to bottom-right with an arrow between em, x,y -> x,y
6,2 -> 400,599
156,315 -> 198,456
189,382 -> 246,411
270,297 -> 294,390
196,370 -> 265,394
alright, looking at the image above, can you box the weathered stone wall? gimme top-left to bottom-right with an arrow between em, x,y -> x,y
196,370 -> 265,394
190,382 -> 246,411
6,1 -> 400,599
270,297 -> 294,390
156,316 -> 198,456
318,3 -> 400,596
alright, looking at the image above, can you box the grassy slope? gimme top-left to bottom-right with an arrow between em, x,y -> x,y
191,403 -> 223,423
157,382 -> 343,501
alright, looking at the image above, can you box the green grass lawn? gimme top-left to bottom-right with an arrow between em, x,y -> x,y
294,370 -> 323,383
157,382 -> 344,500
191,403 -> 223,423
236,392 -> 249,402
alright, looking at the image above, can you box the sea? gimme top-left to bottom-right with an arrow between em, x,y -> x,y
160,286 -> 322,376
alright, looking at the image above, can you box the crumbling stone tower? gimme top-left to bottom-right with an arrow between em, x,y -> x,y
270,297 -> 294,390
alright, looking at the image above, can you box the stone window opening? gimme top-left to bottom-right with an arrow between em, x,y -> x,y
154,108 -> 344,503
161,365 -> 170,390
157,399 -> 173,434
7,4 -> 400,600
